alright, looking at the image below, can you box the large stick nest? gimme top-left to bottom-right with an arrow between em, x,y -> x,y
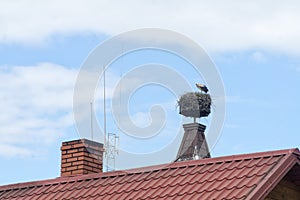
178,92 -> 211,118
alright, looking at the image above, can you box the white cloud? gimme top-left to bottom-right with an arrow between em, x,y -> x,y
130,112 -> 152,128
0,144 -> 34,158
251,51 -> 267,63
0,63 -> 77,157
1,1 -> 300,55
0,63 -> 147,157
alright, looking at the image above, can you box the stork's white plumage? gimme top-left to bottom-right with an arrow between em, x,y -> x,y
195,83 -> 208,93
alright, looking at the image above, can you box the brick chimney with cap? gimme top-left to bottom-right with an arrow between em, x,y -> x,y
61,139 -> 104,177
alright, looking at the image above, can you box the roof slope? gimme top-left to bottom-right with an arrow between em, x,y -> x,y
0,148 -> 299,200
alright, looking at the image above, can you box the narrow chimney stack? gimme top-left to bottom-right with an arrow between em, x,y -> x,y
61,139 -> 104,177
175,123 -> 210,162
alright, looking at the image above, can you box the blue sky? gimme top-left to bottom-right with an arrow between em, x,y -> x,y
1,1 -> 300,185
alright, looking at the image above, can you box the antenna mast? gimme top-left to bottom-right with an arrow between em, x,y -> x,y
103,48 -> 124,171
103,65 -> 119,171
103,65 -> 107,150
90,102 -> 94,140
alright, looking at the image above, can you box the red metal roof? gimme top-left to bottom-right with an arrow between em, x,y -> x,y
0,148 -> 299,200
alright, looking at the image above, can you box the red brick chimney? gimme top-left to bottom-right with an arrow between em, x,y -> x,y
61,139 -> 104,177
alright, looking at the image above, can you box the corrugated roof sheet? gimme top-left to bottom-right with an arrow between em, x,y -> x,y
0,148 -> 299,200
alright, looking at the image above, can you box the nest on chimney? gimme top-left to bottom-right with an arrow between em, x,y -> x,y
178,92 -> 211,118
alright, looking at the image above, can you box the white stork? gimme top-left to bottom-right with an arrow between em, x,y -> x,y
195,83 -> 208,93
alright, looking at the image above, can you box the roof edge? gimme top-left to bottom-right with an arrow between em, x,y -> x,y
0,148 -> 298,192
247,148 -> 299,200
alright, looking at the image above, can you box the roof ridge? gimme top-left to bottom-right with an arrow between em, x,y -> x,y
121,148 -> 299,173
0,148 -> 298,192
290,148 -> 300,156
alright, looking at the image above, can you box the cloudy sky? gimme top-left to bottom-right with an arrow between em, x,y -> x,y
1,1 -> 300,185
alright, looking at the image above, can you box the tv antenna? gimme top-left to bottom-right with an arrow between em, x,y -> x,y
103,64 -> 120,172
